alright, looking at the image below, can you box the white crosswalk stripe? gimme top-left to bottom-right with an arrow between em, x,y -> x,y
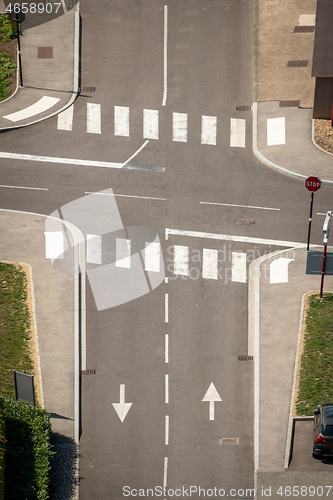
172,112 -> 188,142
55,103 -> 249,148
114,106 -> 130,137
144,242 -> 161,272
202,249 -> 218,279
115,238 -> 131,268
143,109 -> 159,140
201,115 -> 217,145
231,252 -> 247,283
86,234 -> 102,264
57,105 -> 74,131
173,245 -> 189,276
230,118 -> 246,148
87,103 -> 101,134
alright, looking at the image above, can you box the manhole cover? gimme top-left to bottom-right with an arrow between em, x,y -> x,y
234,219 -> 255,225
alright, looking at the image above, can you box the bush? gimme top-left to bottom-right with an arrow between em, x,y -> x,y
1,398 -> 54,500
0,15 -> 17,41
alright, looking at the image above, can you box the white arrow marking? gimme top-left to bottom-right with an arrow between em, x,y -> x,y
202,383 -> 222,420
112,384 -> 132,422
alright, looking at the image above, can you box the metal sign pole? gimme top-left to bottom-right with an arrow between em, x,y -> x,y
320,211 -> 332,298
307,192 -> 314,251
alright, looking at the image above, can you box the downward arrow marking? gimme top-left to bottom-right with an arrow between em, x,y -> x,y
112,384 -> 132,422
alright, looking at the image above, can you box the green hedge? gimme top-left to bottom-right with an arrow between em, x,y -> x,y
1,398 -> 54,500
0,402 -> 5,500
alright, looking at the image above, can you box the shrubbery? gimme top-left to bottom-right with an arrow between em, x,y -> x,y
1,398 -> 54,500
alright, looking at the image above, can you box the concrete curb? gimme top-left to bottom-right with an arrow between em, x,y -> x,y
0,4 -> 81,131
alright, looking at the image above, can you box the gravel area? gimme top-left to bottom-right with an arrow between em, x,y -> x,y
314,119 -> 333,155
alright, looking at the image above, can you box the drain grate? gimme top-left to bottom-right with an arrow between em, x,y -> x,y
81,369 -> 96,375
280,100 -> 300,107
219,437 -> 239,445
80,87 -> 96,92
234,219 -> 255,225
293,26 -> 315,33
236,105 -> 252,111
287,60 -> 309,67
238,355 -> 254,361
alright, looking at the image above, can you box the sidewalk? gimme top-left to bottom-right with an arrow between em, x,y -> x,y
0,0 -> 79,130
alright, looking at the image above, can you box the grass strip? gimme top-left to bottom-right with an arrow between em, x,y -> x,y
296,293 -> 333,416
0,263 -> 33,399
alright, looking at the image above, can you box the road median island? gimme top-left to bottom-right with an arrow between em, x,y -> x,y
294,292 -> 333,417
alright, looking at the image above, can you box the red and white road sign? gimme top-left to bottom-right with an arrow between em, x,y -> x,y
305,176 -> 321,192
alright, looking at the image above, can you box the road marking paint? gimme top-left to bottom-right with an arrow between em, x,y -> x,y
230,118 -> 246,148
172,112 -> 188,142
165,293 -> 169,323
165,415 -> 169,445
0,184 -> 48,191
270,257 -> 294,283
57,105 -> 74,131
162,5 -> 168,106
115,238 -> 131,268
163,456 -> 168,488
201,115 -> 217,145
267,117 -> 285,146
202,248 -> 218,279
165,374 -> 169,403
45,231 -> 64,259
165,228 -> 305,248
121,140 -> 150,167
87,103 -> 101,134
143,109 -> 159,139
232,252 -> 247,283
173,245 -> 189,275
3,96 -> 60,122
114,106 -> 130,137
200,201 -> 280,211
0,151 -> 165,172
165,334 -> 169,363
86,234 -> 102,264
144,242 -> 161,272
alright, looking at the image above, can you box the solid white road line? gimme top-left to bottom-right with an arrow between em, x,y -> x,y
144,242 -> 161,272
232,252 -> 247,283
173,245 -> 189,275
267,117 -> 285,146
45,231 -> 64,259
3,96 -> 60,122
114,106 -> 130,137
201,115 -> 217,145
162,5 -> 168,106
202,249 -> 218,280
270,257 -> 294,283
84,192 -> 167,201
200,201 -> 280,211
57,105 -> 74,131
0,151 -> 165,172
87,103 -> 101,134
172,112 -> 188,142
86,234 -> 102,265
230,118 -> 246,148
115,238 -> 131,268
143,109 -> 159,139
0,184 -> 48,191
165,228 -> 305,248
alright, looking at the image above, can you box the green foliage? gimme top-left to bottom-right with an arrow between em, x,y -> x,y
0,15 -> 17,41
0,402 -> 5,500
1,398 -> 54,500
0,263 -> 33,399
296,293 -> 333,415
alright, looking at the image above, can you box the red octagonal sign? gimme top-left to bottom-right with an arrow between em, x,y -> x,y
305,176 -> 321,192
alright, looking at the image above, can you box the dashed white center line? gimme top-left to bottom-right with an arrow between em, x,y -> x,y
165,415 -> 169,445
0,184 -> 48,191
165,334 -> 169,364
165,374 -> 169,404
200,201 -> 280,211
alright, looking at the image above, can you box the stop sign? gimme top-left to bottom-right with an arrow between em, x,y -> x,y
305,176 -> 321,192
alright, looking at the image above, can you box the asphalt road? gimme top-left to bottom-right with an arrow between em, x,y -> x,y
0,0 -> 332,499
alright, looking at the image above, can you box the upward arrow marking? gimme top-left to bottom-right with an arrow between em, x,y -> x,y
112,384 -> 132,423
202,383 -> 222,421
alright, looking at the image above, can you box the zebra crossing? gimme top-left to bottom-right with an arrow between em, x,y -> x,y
57,103 -> 247,147
45,231 -> 248,283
